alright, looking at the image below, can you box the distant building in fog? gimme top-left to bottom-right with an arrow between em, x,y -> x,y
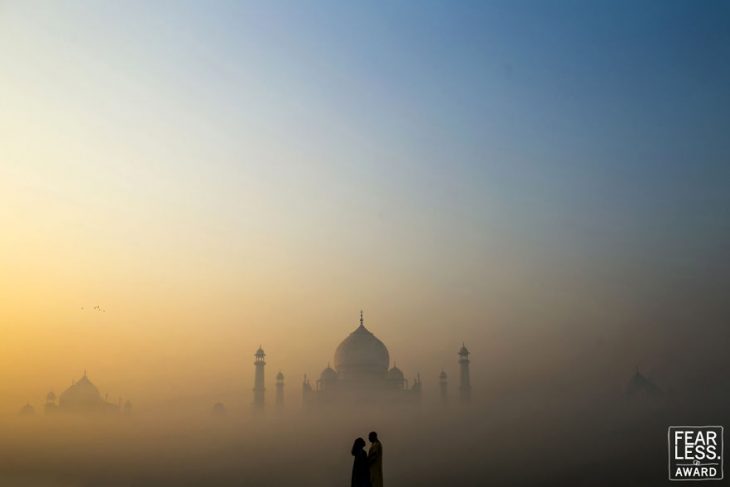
439,370 -> 448,405
253,312 -> 472,409
43,371 -> 129,415
253,346 -> 266,409
458,344 -> 471,403
276,371 -> 284,407
18,402 -> 35,416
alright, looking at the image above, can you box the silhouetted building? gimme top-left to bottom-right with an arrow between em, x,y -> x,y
439,370 -> 448,405
411,373 -> 422,394
458,344 -> 471,403
253,346 -> 266,409
302,374 -> 313,408
18,402 -> 35,416
47,371 -> 125,415
276,371 -> 284,407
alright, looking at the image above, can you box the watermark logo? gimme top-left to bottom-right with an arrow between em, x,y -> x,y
669,426 -> 723,481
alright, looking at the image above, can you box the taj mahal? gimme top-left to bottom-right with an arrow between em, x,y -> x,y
20,311 -> 471,416
251,311 -> 472,409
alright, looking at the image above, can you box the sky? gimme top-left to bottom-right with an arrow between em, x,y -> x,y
1,1 -> 729,413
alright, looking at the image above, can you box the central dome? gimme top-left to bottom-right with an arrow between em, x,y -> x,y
59,374 -> 102,406
334,315 -> 389,374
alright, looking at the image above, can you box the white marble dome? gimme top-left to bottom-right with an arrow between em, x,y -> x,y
334,316 -> 389,375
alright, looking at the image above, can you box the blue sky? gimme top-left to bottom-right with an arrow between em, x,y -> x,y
3,0 -> 728,302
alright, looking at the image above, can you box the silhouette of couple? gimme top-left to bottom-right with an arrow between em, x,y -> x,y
351,431 -> 383,487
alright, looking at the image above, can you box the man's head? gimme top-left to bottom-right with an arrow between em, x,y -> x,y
368,431 -> 378,443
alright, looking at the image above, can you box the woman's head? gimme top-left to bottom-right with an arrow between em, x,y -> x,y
351,437 -> 366,455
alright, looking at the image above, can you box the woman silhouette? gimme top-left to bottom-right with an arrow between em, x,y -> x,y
351,437 -> 372,487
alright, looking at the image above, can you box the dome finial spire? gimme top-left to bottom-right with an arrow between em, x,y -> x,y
360,310 -> 364,327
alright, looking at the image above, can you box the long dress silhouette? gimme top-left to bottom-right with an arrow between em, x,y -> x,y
367,436 -> 383,487
351,438 -> 372,487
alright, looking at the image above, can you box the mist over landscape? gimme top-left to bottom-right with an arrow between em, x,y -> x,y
2,382 -> 729,486
3,303 -> 729,486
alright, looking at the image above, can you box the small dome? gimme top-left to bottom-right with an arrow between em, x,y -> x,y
459,344 -> 469,356
255,346 -> 265,356
46,391 -> 56,402
388,366 -> 404,381
320,365 -> 337,383
276,371 -> 284,380
439,370 -> 447,379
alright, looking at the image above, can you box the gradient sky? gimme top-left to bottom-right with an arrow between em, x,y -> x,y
1,1 -> 729,412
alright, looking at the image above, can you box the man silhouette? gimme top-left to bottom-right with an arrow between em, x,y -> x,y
367,431 -> 383,487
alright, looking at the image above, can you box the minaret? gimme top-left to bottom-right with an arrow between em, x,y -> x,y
439,370 -> 448,405
44,391 -> 57,415
302,374 -> 312,409
458,343 -> 471,403
275,371 -> 284,407
253,346 -> 266,409
410,373 -> 422,396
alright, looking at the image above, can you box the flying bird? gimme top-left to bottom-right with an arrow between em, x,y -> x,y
82,305 -> 107,312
